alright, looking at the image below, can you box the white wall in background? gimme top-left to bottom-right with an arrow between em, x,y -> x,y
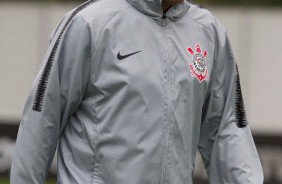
0,3 -> 282,134
211,7 -> 282,134
0,2 -> 74,121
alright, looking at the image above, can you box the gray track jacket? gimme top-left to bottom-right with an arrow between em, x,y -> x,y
11,0 -> 263,183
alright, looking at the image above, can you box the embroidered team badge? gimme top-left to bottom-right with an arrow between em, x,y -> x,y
187,44 -> 208,82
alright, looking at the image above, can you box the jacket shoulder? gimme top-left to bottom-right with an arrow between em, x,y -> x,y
53,0 -> 131,43
63,0 -> 131,26
186,1 -> 226,37
77,0 -> 130,21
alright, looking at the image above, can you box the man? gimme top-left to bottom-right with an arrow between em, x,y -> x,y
11,0 -> 264,183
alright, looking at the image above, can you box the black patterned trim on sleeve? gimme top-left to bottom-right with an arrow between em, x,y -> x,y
32,0 -> 97,112
235,64 -> 248,128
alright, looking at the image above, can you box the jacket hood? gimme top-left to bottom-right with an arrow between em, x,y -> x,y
127,0 -> 190,21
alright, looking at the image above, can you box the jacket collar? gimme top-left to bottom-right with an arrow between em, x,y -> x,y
127,0 -> 190,21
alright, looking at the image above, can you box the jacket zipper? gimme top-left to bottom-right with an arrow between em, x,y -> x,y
160,12 -> 171,184
161,13 -> 167,26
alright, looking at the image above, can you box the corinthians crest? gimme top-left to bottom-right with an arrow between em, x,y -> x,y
187,44 -> 208,82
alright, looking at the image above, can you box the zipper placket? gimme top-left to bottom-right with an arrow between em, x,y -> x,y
160,12 -> 171,184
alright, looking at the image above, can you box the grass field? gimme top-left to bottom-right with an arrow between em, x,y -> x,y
0,178 -> 56,184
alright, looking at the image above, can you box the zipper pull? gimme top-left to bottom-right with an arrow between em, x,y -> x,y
162,13 -> 167,26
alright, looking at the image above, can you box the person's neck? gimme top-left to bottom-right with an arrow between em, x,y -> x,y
162,1 -> 172,13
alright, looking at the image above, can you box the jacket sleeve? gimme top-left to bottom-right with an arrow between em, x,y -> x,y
198,31 -> 264,183
10,13 -> 92,184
